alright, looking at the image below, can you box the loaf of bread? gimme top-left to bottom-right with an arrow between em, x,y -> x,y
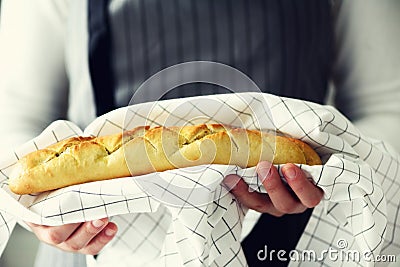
8,124 -> 321,195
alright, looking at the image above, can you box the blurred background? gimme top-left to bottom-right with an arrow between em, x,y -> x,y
0,1 -> 40,267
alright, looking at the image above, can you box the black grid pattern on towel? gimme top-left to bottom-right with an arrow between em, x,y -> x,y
0,93 -> 399,266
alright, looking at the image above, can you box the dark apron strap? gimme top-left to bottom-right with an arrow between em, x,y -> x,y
88,0 -> 115,116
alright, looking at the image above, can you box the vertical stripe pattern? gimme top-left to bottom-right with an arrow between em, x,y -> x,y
107,0 -> 332,107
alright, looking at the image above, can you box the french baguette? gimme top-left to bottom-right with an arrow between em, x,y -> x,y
8,124 -> 321,194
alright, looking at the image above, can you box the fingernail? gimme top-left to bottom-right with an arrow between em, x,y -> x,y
92,219 -> 105,228
105,228 -> 116,237
222,175 -> 240,190
258,167 -> 272,179
283,166 -> 296,180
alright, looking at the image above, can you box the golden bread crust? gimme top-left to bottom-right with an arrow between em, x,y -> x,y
9,124 -> 321,194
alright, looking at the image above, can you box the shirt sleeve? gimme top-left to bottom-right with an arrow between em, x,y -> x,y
332,0 -> 400,152
0,0 -> 69,152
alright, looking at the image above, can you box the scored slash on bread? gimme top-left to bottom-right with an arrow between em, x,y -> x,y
8,124 -> 321,195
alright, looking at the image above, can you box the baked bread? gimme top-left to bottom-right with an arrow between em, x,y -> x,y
8,124 -> 321,194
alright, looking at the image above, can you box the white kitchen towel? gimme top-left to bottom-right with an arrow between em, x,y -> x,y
0,92 -> 399,266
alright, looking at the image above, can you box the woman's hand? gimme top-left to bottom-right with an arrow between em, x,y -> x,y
223,161 -> 323,216
26,218 -> 118,255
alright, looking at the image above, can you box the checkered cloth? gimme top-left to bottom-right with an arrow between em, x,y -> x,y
0,93 -> 399,266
